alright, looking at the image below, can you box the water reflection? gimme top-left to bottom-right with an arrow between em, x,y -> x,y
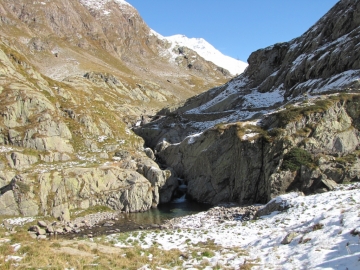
65,200 -> 211,238
125,200 -> 211,226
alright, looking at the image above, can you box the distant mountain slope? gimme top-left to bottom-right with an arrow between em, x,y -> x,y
0,0 -> 232,112
152,32 -> 248,76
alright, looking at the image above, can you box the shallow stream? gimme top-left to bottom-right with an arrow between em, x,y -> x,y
64,199 -> 211,239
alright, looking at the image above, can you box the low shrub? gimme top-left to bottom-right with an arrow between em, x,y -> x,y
282,147 -> 314,171
312,223 -> 324,231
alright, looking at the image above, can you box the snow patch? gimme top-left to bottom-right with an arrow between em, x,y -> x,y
0,146 -> 14,153
186,132 -> 203,144
4,217 -> 35,226
187,78 -> 248,114
242,87 -> 285,109
98,135 -> 108,142
313,69 -> 360,93
241,132 -> 258,140
79,0 -> 133,14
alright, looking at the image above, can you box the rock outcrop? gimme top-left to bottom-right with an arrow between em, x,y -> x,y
0,163 -> 177,219
151,97 -> 360,205
136,0 -> 360,205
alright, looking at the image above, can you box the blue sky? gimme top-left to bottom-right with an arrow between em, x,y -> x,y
126,0 -> 339,62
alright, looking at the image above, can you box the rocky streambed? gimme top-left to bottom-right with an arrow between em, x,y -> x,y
37,203 -> 260,239
2,200 -> 214,239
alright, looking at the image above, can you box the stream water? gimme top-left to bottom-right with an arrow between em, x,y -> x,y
64,198 -> 211,239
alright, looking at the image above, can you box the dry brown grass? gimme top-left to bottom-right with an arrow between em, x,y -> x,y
0,222 -> 255,270
0,226 -> 185,270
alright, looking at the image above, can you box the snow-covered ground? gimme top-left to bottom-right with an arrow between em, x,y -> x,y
108,183 -> 360,269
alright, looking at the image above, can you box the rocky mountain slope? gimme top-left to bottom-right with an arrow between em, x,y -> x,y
0,0 -> 237,220
136,0 -> 360,205
0,0 -> 231,103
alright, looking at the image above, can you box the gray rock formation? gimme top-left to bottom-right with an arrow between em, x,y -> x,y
255,192 -> 304,217
136,157 -> 178,204
0,166 -> 156,218
7,152 -> 38,170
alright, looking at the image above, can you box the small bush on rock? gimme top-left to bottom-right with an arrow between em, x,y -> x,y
282,147 -> 314,171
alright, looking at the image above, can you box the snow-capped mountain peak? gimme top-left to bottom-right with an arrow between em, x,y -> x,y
80,0 -> 133,11
151,30 -> 248,76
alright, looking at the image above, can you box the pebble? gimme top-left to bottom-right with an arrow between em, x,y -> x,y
37,235 -> 47,240
103,221 -> 115,227
37,221 -> 47,228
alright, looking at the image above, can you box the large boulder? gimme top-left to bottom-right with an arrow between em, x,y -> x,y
256,192 -> 304,217
0,166 -> 154,219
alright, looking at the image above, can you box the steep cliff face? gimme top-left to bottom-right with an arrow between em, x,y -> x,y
137,0 -> 360,205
